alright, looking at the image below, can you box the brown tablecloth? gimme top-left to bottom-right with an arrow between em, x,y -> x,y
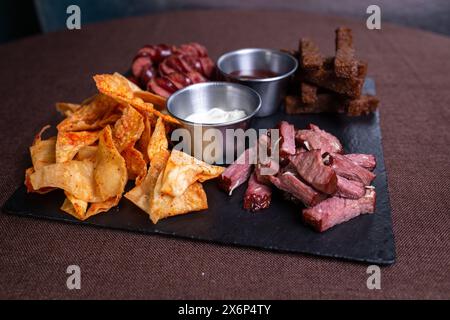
0,10 -> 449,299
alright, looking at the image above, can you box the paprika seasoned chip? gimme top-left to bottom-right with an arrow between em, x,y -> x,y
61,192 -> 88,220
56,131 -> 100,163
148,117 -> 168,162
94,126 -> 128,200
85,195 -> 121,220
113,105 -> 144,152
121,146 -> 147,185
161,150 -> 224,197
30,126 -> 56,171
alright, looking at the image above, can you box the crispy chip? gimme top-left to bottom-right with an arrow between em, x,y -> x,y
57,94 -> 122,132
61,192 -> 88,220
161,150 -> 224,197
136,111 -> 153,163
85,195 -> 121,220
30,126 -> 56,171
24,167 -> 55,194
30,160 -> 102,202
56,102 -> 82,117
125,149 -> 170,215
113,105 -> 144,152
150,172 -> 208,224
93,73 -> 180,125
56,131 -> 100,163
148,117 -> 168,162
75,146 -> 98,161
134,91 -> 167,110
121,146 -> 147,185
94,126 -> 128,200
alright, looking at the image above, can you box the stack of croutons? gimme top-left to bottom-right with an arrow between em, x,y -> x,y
285,27 -> 379,116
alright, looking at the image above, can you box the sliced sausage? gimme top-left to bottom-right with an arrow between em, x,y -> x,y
200,57 -> 215,78
148,79 -> 171,98
132,56 -> 152,79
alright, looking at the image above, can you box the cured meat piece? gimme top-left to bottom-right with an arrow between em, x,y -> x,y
186,71 -> 207,84
243,173 -> 272,212
183,55 -> 203,73
159,60 -> 176,76
255,159 -> 279,185
270,172 -> 326,207
167,72 -> 192,89
331,153 -> 376,185
156,77 -> 178,94
147,79 -> 171,98
335,27 -> 358,78
200,57 -> 215,78
139,64 -> 155,86
191,42 -> 208,57
279,121 -> 296,157
290,150 -> 337,194
218,147 -> 256,195
296,124 -> 343,154
132,56 -> 152,79
303,189 -> 376,232
335,175 -> 365,199
345,154 -> 376,171
178,43 -> 199,57
299,38 -> 324,70
154,44 -> 173,62
166,55 -> 186,73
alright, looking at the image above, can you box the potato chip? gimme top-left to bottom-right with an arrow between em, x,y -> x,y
94,126 -> 128,200
148,117 -> 168,162
56,131 -> 100,163
56,102 -> 82,117
121,146 -> 147,185
134,90 -> 167,110
30,126 -> 56,171
113,105 -> 144,152
93,73 -> 180,125
85,195 -> 121,220
125,149 -> 170,215
30,160 -> 102,202
161,150 -> 224,197
136,111 -> 153,163
61,192 -> 88,220
150,171 -> 208,224
57,94 -> 122,132
24,167 -> 55,194
75,146 -> 98,161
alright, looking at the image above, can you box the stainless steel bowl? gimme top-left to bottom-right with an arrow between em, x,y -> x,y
167,82 -> 262,163
217,48 -> 298,117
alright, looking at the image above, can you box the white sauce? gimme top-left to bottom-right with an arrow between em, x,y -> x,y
185,108 -> 247,124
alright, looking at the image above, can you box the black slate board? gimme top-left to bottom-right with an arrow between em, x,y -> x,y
2,80 -> 396,265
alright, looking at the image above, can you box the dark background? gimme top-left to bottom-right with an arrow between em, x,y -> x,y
1,0 -> 449,44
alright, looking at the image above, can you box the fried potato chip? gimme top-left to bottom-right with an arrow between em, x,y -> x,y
150,172 -> 208,224
56,131 -> 100,163
94,126 -> 128,200
61,192 -> 88,220
85,195 -> 121,220
30,160 -> 102,202
56,102 -> 82,117
57,94 -> 122,132
148,117 -> 168,162
75,146 -> 98,161
161,150 -> 225,197
121,146 -> 147,185
125,149 -> 170,215
134,90 -> 167,110
24,167 -> 55,194
93,73 -> 180,125
30,126 -> 56,171
136,111 -> 153,163
113,105 -> 144,152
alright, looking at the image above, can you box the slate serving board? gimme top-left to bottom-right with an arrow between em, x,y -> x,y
2,80 -> 396,265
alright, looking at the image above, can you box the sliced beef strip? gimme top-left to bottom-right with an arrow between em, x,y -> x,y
255,159 -> 279,185
331,153 -> 376,185
244,172 -> 272,212
290,150 -> 338,194
218,147 -> 256,195
303,188 -> 376,232
296,124 -> 343,154
269,171 -> 327,207
335,175 -> 366,199
344,154 -> 377,171
279,121 -> 296,157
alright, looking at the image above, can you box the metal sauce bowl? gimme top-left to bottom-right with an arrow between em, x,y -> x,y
217,48 -> 298,117
167,82 -> 261,163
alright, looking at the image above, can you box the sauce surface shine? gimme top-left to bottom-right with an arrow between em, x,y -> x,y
229,69 -> 279,80
185,108 -> 247,124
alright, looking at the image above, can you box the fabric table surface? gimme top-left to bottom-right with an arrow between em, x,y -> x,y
0,10 -> 449,299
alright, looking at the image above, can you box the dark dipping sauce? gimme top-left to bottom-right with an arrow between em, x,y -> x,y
229,69 -> 279,80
